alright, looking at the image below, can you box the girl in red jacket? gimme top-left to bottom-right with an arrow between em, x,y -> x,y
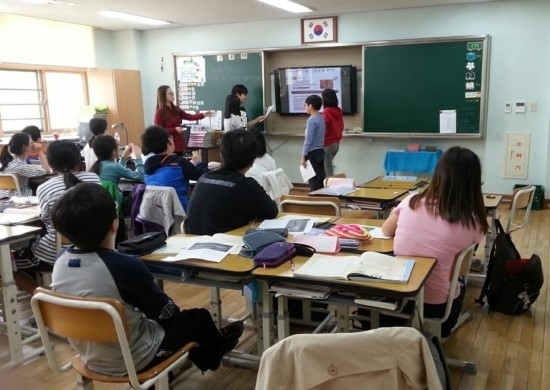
154,85 -> 215,155
321,88 -> 344,177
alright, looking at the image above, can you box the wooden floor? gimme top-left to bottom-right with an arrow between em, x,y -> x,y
2,205 -> 549,390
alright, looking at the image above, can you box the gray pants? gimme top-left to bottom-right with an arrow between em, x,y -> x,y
324,143 -> 340,177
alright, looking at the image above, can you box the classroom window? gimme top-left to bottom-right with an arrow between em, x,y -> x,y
0,68 -> 87,135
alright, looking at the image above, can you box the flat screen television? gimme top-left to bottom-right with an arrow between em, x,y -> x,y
274,65 -> 357,116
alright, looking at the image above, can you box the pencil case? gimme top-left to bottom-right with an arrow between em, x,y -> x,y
240,230 -> 287,258
245,227 -> 289,237
253,242 -> 296,268
117,232 -> 167,256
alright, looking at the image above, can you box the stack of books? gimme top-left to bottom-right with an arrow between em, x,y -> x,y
187,127 -> 212,148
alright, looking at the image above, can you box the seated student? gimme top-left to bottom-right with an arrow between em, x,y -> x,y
12,140 -> 100,294
83,117 -> 107,171
21,125 -> 42,163
90,134 -> 144,185
0,133 -> 50,197
223,94 -> 244,131
185,129 -> 278,235
381,146 -> 488,338
50,183 -> 244,375
141,126 -> 208,209
245,128 -> 277,187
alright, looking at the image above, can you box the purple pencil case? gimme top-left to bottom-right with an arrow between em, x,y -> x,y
253,242 -> 296,268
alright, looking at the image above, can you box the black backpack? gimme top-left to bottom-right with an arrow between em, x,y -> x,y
476,219 -> 543,315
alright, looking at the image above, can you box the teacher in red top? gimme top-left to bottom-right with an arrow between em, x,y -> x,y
154,85 -> 215,155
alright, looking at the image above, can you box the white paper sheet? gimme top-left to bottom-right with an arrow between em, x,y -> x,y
163,241 -> 240,263
299,161 -> 316,182
260,105 -> 275,122
362,226 -> 392,240
439,109 -> 457,134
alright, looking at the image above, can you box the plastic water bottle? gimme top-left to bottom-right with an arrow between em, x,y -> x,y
114,131 -> 120,144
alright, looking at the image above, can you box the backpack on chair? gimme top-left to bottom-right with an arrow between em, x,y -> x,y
476,218 -> 543,315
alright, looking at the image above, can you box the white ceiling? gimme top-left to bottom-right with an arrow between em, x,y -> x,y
0,0 -> 499,31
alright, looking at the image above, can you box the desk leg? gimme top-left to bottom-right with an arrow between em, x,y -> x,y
209,287 -> 222,327
276,297 -> 289,343
0,243 -> 23,367
258,280 -> 274,354
413,287 -> 424,330
335,305 -> 349,333
484,210 -> 497,270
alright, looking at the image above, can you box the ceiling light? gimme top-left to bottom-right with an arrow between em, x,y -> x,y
98,11 -> 170,26
14,0 -> 75,4
258,0 -> 312,13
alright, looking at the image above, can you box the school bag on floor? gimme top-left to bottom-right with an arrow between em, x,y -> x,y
476,218 -> 543,315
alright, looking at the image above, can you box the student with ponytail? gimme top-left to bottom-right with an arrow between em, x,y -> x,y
0,133 -> 50,197
90,134 -> 144,185
13,140 -> 101,294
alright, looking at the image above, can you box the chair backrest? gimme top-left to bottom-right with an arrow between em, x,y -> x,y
137,185 -> 186,236
279,194 -> 341,216
31,287 -> 196,389
0,173 -> 22,196
31,287 -> 143,384
425,243 -> 476,327
260,168 -> 293,201
506,185 -> 536,233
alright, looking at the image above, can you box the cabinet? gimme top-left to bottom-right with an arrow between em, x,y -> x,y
87,69 -> 145,146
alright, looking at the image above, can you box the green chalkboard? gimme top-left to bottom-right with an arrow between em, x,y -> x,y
174,52 -> 264,130
363,36 -> 489,138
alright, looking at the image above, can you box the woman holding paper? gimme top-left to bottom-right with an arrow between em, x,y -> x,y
154,85 -> 215,155
381,146 -> 488,338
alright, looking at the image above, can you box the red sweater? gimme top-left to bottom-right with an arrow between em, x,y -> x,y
154,104 -> 205,153
322,106 -> 344,147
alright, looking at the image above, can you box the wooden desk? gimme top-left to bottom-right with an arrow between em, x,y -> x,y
140,239 -> 267,361
0,225 -> 43,369
340,188 -> 408,218
253,255 -> 436,343
359,176 -> 429,190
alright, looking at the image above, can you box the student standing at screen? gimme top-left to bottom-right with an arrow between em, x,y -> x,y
230,84 -> 264,129
154,85 -> 215,155
301,95 -> 326,191
223,94 -> 244,131
381,146 -> 487,338
321,88 -> 344,177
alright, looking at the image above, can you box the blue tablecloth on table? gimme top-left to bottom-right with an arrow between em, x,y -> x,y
384,150 -> 443,174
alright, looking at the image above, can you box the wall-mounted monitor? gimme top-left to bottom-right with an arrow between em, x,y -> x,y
274,65 -> 357,116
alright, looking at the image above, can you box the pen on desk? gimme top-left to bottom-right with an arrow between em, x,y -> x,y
290,258 -> 295,272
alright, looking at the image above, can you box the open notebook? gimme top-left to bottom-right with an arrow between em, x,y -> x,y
293,252 -> 414,284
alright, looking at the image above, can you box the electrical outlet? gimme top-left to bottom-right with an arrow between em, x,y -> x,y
529,102 -> 537,112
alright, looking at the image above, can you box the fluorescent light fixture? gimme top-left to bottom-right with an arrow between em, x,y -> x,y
98,10 -> 170,26
15,0 -> 75,4
258,0 -> 312,13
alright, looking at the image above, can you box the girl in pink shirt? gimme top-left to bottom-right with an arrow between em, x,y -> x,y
382,146 -> 488,337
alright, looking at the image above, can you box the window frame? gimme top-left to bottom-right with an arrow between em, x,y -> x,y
0,63 -> 89,136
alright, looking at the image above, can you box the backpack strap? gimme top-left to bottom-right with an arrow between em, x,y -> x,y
476,219 -> 501,305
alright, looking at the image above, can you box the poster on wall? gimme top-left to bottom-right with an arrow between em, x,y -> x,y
503,132 -> 530,179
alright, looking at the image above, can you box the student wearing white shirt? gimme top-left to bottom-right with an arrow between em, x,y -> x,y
82,117 -> 107,171
0,133 -> 50,197
223,94 -> 244,131
245,129 -> 277,188
230,84 -> 264,129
